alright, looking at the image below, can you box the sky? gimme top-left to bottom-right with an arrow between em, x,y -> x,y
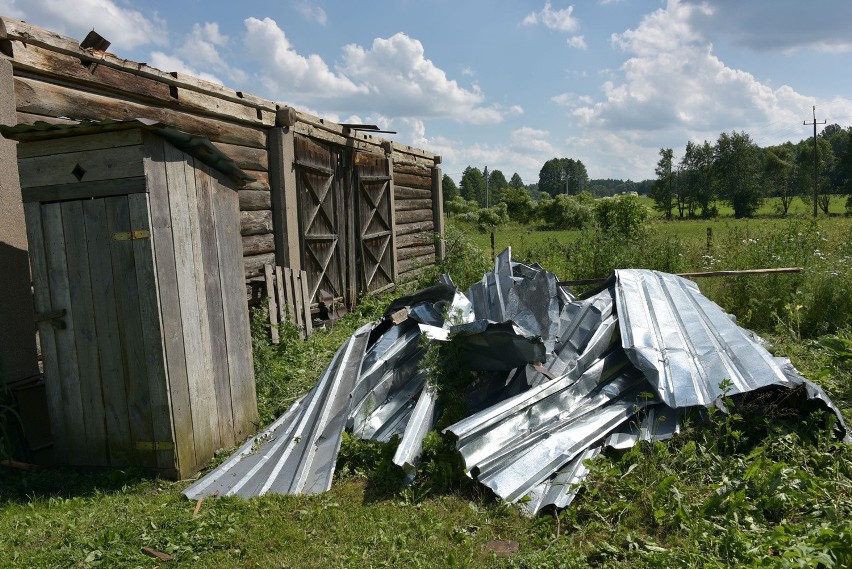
3,0 -> 852,185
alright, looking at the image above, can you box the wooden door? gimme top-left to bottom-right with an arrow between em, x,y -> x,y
24,194 -> 168,470
354,152 -> 395,293
294,134 -> 346,305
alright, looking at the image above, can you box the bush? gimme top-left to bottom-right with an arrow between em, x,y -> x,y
499,187 -> 538,224
593,194 -> 650,234
416,225 -> 491,291
540,192 -> 594,230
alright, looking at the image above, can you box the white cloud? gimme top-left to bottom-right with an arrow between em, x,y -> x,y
174,22 -> 246,84
512,126 -> 556,155
293,1 -> 328,26
567,35 -> 587,50
5,0 -> 167,50
571,0 -> 852,177
522,2 -> 580,32
551,93 -> 593,107
244,16 -> 366,98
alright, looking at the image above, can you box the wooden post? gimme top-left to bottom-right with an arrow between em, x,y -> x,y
0,58 -> 40,386
431,164 -> 445,260
269,126 -> 301,272
384,140 -> 399,283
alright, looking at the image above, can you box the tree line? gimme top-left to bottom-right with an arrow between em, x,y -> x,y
652,125 -> 852,218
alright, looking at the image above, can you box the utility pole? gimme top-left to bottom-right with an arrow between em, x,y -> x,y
803,106 -> 826,218
484,165 -> 489,207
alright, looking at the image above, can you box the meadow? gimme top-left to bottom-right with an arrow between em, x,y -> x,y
1,202 -> 851,568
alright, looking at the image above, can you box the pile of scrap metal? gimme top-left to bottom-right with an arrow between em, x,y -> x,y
185,248 -> 848,514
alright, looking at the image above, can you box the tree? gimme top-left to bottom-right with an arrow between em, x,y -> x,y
537,157 -> 588,197
487,169 -> 508,205
509,172 -> 525,190
499,186 -> 537,224
442,174 -> 459,204
763,144 -> 797,215
714,131 -> 763,218
795,136 -> 834,214
459,166 -> 486,206
651,148 -> 676,219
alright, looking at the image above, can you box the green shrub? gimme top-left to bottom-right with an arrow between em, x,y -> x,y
540,193 -> 594,230
416,225 -> 491,291
593,194 -> 650,234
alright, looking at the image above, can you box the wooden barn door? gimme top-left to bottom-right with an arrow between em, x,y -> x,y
293,134 -> 346,306
354,152 -> 396,294
24,194 -> 166,470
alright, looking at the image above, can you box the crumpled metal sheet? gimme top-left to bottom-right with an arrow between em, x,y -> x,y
186,251 -> 849,516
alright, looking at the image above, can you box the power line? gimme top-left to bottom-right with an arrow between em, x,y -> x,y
803,105 -> 826,218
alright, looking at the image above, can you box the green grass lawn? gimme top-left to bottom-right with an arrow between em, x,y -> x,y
2,211 -> 852,568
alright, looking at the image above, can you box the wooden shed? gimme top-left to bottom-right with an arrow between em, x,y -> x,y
2,119 -> 258,479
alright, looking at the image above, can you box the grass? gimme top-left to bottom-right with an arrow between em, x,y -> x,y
1,209 -> 851,567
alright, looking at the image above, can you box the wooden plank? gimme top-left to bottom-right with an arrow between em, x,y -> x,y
395,220 -> 434,236
238,189 -> 271,211
387,153 -> 399,284
395,198 -> 433,212
22,202 -> 67,460
398,254 -> 435,274
282,267 -> 296,324
41,202 -> 88,464
60,200 -> 107,466
194,165 -> 235,450
396,232 -> 435,248
82,198 -> 133,467
240,209 -> 273,236
264,264 -> 280,344
180,153 -> 219,460
274,266 -> 287,324
240,170 -> 270,191
15,111 -> 77,125
105,195 -> 156,468
128,192 -> 176,472
143,135 -> 194,477
244,252 -> 276,279
15,128 -> 143,159
432,167 -> 445,261
392,163 -> 432,176
210,174 -> 257,440
13,75 -> 267,148
1,17 -> 276,113
394,185 -> 433,200
242,233 -> 275,256
163,142 -> 213,470
291,269 -> 306,339
18,144 -> 144,188
393,171 -> 432,190
397,245 -> 437,261
210,141 -> 268,171
395,209 -> 434,225
269,127 -> 302,270
21,177 -> 146,203
300,269 -> 313,338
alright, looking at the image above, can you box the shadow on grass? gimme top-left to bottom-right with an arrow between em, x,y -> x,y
0,464 -> 155,506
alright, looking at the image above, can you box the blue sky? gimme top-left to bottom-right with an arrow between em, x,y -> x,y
4,0 -> 852,185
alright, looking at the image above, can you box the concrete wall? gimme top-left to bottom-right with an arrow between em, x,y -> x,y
0,58 -> 38,385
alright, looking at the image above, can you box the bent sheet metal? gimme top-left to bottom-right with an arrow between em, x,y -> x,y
186,249 -> 848,516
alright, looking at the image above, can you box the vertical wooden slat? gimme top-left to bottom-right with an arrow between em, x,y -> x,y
23,202 -> 67,460
194,165 -> 235,450
144,135 -> 195,477
432,166 -> 445,260
105,195 -> 156,468
128,192 -> 176,473
274,265 -> 287,324
83,198 -> 133,465
291,269 -> 305,339
301,269 -> 313,338
61,200 -> 107,466
211,175 -> 257,441
282,266 -> 296,324
42,202 -> 88,463
264,263 -> 280,344
345,152 -> 357,307
387,149 -> 399,282
270,127 -> 302,271
163,142 -> 213,469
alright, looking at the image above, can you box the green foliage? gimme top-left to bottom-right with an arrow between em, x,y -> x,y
460,166 -> 486,207
416,224 -> 491,291
651,147 -> 676,218
445,196 -> 479,217
457,203 -> 510,230
593,194 -> 650,235
539,192 -> 594,230
499,186 -> 538,224
538,157 -> 589,197
714,130 -> 764,218
442,174 -> 459,203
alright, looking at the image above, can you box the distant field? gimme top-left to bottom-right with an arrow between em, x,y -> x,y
634,194 -> 848,217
